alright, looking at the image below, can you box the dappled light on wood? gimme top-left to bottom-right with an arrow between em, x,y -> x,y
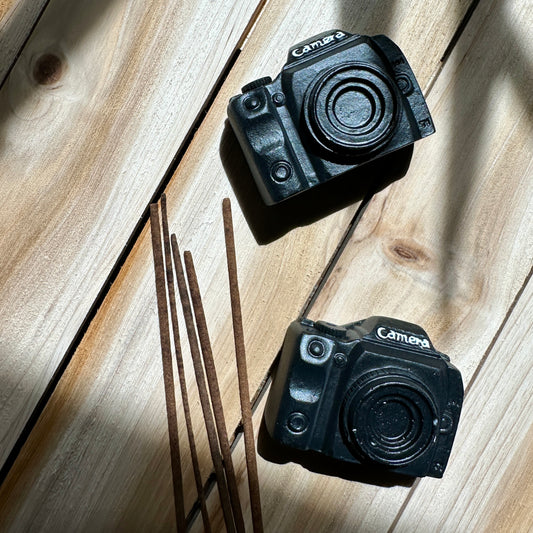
0,0 -> 531,531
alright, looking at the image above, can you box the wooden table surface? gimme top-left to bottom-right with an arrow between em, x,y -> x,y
0,0 -> 531,531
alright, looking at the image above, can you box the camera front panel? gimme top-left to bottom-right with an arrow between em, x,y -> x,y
228,83 -> 317,205
337,342 -> 455,477
263,323 -> 356,453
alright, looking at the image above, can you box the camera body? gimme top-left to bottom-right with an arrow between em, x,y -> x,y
263,316 -> 463,479
228,30 -> 435,205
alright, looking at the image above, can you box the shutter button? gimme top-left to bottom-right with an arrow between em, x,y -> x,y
314,321 -> 345,338
242,76 -> 272,93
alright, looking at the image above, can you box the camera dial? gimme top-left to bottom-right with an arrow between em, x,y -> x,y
341,369 -> 438,466
304,63 -> 399,157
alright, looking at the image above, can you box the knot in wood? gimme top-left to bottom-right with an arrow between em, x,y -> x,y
393,244 -> 418,262
386,239 -> 431,270
33,53 -> 63,85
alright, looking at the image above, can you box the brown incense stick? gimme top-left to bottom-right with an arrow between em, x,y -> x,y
170,234 -> 236,533
160,195 -> 211,533
149,203 -> 186,532
222,198 -> 264,533
183,251 -> 246,533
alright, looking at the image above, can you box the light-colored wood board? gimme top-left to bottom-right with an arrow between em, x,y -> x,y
248,0 -> 531,530
392,271 -> 533,532
0,0 -> 472,527
0,0 -> 262,470
0,0 -> 47,83
306,0 -> 533,381
195,266 -> 533,533
0,0 -> 473,530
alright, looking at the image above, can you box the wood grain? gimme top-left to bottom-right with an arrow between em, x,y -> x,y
202,272 -> 533,533
391,271 -> 533,532
0,0 -> 474,530
0,0 -> 262,471
0,0 -> 47,84
213,0 -> 531,530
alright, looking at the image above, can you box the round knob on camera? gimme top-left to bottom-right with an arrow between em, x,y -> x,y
307,339 -> 326,358
242,76 -> 272,93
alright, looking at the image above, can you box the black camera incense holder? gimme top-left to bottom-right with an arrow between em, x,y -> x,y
228,30 -> 434,205
261,316 -> 463,479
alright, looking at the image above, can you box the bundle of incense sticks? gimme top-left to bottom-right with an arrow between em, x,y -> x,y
149,194 -> 263,533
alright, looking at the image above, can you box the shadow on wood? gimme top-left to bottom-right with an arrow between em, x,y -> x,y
220,119 -> 413,245
440,0 -> 533,308
0,0 -> 48,86
256,414 -> 415,488
338,0 -> 398,37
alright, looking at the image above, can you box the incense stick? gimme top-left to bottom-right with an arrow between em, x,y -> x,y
222,198 -> 264,533
184,251 -> 246,533
149,203 -> 186,532
160,195 -> 211,533
171,234 -> 236,533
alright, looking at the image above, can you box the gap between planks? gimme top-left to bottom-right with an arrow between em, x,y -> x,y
387,263 -> 533,533
0,0 -> 269,486
0,0 -> 50,87
173,0 -> 489,520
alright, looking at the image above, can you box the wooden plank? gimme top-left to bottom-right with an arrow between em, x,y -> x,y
221,0 -> 531,530
196,271 -> 533,533
306,0 -> 533,379
0,0 -> 262,470
0,0 -> 473,530
392,270 -> 533,532
0,0 -> 48,83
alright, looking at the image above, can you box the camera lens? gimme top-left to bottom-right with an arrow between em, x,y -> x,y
304,63 -> 398,157
341,370 -> 438,466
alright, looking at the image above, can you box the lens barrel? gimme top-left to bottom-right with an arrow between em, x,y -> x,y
304,63 -> 398,157
341,370 -> 438,466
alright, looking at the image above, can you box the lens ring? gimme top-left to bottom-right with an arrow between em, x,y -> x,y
328,84 -> 379,132
304,63 -> 399,156
341,370 -> 438,466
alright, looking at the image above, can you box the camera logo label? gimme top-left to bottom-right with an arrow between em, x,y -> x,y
291,31 -> 347,58
376,327 -> 430,349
